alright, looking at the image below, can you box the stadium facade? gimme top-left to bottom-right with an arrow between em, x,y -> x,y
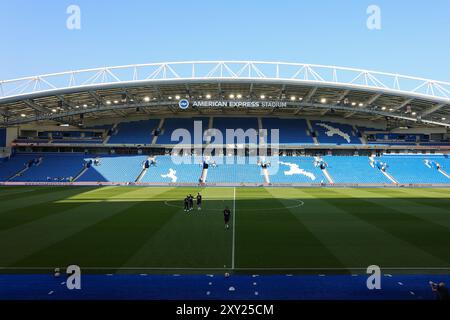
1,61 -> 450,186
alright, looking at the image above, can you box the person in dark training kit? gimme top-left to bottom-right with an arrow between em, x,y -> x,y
223,206 -> 231,229
184,196 -> 189,212
196,193 -> 202,210
188,194 -> 194,211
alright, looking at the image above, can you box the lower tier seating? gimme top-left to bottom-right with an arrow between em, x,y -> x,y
1,153 -> 450,184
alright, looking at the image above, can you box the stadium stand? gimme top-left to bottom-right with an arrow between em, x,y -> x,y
261,118 -> 314,144
323,156 -> 391,184
210,118 -> 259,144
0,154 -> 38,181
2,152 -> 450,185
311,121 -> 361,145
140,156 -> 202,183
267,156 -> 326,183
379,155 -> 450,184
107,119 -> 160,144
12,154 -> 85,182
155,117 -> 209,144
205,156 -> 263,183
80,155 -> 148,182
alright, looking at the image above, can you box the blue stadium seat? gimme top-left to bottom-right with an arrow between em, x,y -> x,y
262,118 -> 313,144
210,118 -> 259,144
323,156 -> 391,183
205,156 -> 263,183
12,154 -> 86,182
80,155 -> 148,182
140,156 -> 202,183
0,154 -> 38,181
108,119 -> 160,144
380,155 -> 450,184
156,118 -> 209,144
2,153 -> 450,184
267,156 -> 326,183
312,121 -> 361,145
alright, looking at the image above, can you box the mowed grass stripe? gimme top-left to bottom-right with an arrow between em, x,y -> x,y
0,187 -> 160,231
0,186 -> 92,202
0,187 -> 168,267
379,188 -> 450,212
266,188 -> 447,269
0,187 -> 41,198
235,188 -> 345,269
120,187 -> 232,271
15,194 -> 177,269
0,186 -> 97,214
331,188 -> 450,230
325,188 -> 450,265
9,187 -> 178,267
359,188 -> 450,228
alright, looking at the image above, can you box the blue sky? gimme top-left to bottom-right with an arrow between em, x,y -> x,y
0,0 -> 448,81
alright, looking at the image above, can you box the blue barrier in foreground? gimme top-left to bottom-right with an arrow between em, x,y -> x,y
1,274 -> 449,300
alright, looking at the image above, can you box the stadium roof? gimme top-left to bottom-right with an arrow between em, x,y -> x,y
1,61 -> 449,128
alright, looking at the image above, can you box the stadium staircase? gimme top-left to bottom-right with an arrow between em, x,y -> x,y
8,157 -> 44,181
102,123 -> 118,144
438,168 -> 450,179
315,156 -> 334,183
208,117 -> 213,129
135,157 -> 152,182
261,164 -> 270,184
306,120 -> 319,145
257,117 -> 263,131
152,119 -> 165,145
73,166 -> 89,182
7,165 -> 31,181
200,166 -> 208,184
353,125 -> 367,144
375,161 -> 398,184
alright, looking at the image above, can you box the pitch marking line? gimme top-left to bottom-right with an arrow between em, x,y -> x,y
232,187 -> 236,270
163,199 -> 304,211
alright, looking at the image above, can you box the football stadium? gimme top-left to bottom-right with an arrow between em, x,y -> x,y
1,60 -> 450,300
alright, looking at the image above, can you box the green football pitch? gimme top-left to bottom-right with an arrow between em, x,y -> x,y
1,186 -> 450,274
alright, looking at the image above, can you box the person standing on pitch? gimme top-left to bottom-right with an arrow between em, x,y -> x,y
224,206 -> 231,230
184,195 -> 189,212
196,192 -> 202,210
189,194 -> 194,211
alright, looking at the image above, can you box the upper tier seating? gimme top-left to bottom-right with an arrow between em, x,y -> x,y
210,118 -> 259,144
311,121 -> 361,145
261,118 -> 313,144
107,119 -> 160,144
323,156 -> 391,184
156,118 -> 209,144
